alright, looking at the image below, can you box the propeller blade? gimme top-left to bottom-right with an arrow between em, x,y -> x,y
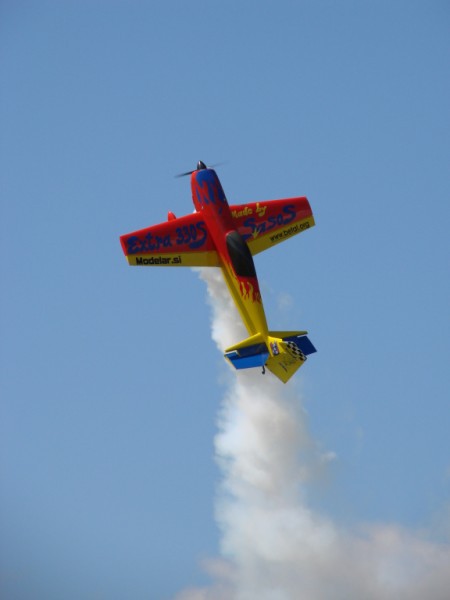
174,160 -> 227,178
174,169 -> 195,178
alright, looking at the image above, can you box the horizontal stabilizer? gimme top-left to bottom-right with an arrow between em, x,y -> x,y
224,334 -> 269,370
269,330 -> 307,339
270,331 -> 317,357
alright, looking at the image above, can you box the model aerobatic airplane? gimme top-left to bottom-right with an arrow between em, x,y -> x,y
120,161 -> 316,383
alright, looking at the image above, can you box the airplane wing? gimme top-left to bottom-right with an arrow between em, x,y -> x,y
230,197 -> 315,256
120,212 -> 220,267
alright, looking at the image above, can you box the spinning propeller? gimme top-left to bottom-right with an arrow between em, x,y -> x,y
175,160 -> 226,178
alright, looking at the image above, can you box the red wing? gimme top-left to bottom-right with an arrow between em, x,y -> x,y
120,212 -> 219,267
229,197 -> 315,255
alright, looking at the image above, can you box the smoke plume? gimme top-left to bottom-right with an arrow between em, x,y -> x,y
175,269 -> 450,600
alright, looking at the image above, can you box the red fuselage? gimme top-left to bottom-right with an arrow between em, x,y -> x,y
191,168 -> 268,335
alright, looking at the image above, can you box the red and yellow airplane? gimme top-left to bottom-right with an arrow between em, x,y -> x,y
120,161 -> 316,383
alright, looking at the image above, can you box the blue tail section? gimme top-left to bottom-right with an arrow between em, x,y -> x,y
283,334 -> 316,356
225,342 -> 269,370
224,331 -> 316,375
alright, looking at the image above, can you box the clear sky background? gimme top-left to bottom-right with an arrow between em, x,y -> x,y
1,1 -> 449,599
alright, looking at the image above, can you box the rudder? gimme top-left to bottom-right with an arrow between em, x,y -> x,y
265,339 -> 306,383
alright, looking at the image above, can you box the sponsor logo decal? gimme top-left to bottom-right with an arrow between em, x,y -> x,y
269,221 -> 310,243
135,255 -> 182,265
270,342 -> 280,356
242,204 -> 296,240
232,202 -> 267,219
126,221 -> 207,255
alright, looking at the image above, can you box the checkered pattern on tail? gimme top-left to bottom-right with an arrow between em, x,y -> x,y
285,341 -> 307,362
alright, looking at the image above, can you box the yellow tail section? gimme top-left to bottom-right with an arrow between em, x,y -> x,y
225,333 -> 265,353
224,332 -> 311,384
265,339 -> 307,383
269,330 -> 308,339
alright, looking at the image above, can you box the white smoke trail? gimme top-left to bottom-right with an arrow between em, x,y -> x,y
175,269 -> 450,600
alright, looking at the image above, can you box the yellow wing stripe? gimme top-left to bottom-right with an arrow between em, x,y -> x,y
247,216 -> 315,255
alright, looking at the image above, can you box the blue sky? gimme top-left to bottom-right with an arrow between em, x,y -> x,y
1,2 -> 449,599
